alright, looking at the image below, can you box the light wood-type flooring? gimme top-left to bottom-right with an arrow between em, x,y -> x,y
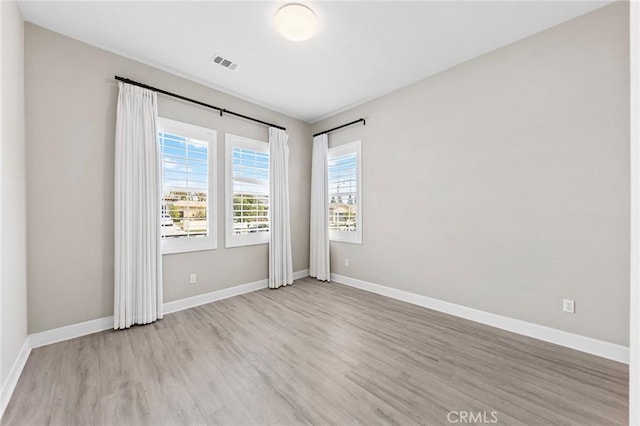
2,278 -> 628,425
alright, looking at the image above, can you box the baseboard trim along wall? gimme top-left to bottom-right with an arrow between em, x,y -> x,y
331,273 -> 630,364
30,269 -> 309,349
0,339 -> 31,420
28,316 -> 114,348
164,269 -> 309,314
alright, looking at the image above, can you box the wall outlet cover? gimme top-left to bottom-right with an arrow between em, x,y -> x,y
563,299 -> 575,314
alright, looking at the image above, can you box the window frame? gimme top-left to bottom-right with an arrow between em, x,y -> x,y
328,140 -> 363,244
225,133 -> 270,248
158,117 -> 217,255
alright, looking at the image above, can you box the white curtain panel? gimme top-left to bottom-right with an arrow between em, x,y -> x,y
114,82 -> 163,329
310,134 -> 331,281
268,127 -> 294,289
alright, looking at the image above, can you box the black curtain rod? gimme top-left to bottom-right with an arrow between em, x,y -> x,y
114,76 -> 286,131
313,118 -> 365,138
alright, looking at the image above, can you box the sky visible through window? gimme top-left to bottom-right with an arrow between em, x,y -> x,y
232,147 -> 269,195
232,147 -> 269,235
328,152 -> 357,232
160,133 -> 208,191
160,132 -> 209,239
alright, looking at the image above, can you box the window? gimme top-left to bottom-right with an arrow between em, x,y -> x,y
158,118 -> 217,254
225,133 -> 270,247
328,140 -> 362,244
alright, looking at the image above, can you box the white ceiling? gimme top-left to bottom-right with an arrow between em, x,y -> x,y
18,1 -> 610,123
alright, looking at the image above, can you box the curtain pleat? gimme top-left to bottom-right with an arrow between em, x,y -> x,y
310,134 -> 331,281
268,128 -> 294,288
114,82 -> 163,329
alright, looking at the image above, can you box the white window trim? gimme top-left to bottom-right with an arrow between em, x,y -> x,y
158,117 -> 217,255
225,133 -> 270,248
328,140 -> 362,244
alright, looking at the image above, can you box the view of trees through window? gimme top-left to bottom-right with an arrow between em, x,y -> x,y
160,131 -> 209,239
160,129 -> 270,245
231,147 -> 269,235
328,151 -> 357,232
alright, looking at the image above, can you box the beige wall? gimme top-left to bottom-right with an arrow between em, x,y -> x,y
1,1 -> 27,386
312,2 -> 630,346
25,24 -> 311,333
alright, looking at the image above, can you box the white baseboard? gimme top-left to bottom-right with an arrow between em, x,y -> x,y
293,269 -> 310,280
0,338 -> 31,420
163,278 -> 269,314
29,316 -> 114,348
332,273 -> 630,364
30,269 -> 310,348
163,269 -> 309,314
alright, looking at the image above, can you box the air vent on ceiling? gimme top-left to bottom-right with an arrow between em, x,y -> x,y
211,54 -> 238,70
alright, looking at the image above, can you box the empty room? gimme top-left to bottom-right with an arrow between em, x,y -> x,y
1,0 -> 639,425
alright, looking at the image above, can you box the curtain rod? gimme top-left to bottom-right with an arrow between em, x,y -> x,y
313,118 -> 365,138
114,76 -> 287,131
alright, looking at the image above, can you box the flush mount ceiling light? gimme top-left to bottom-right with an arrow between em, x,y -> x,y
275,4 -> 318,41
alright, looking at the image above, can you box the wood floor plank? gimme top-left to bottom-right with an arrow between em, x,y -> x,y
122,322 -> 209,426
1,278 -> 629,425
97,328 -> 154,426
48,333 -> 103,426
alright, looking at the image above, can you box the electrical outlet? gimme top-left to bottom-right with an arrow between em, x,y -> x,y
189,273 -> 197,285
563,299 -> 575,314
344,258 -> 350,267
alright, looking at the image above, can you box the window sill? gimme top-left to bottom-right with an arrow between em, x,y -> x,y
162,244 -> 217,255
329,239 -> 362,245
225,240 -> 269,249
329,231 -> 362,245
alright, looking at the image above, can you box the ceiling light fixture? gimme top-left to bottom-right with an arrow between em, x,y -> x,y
275,4 -> 318,42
